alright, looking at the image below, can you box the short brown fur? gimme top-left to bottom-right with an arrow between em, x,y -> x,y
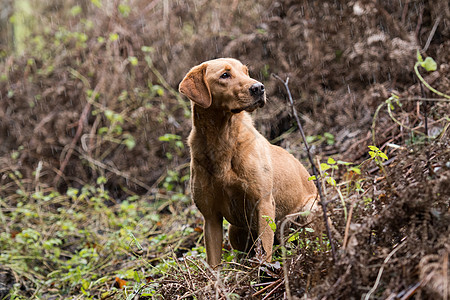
179,58 -> 318,267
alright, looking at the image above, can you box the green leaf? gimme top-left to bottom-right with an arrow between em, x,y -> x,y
306,135 -> 316,144
67,188 -> 79,198
97,176 -> 107,185
308,175 -> 316,181
11,151 -> 19,160
124,137 -> 136,150
175,141 -> 184,149
113,125 -> 123,134
104,110 -> 114,120
118,4 -> 131,17
287,232 -> 299,243
262,215 -> 276,232
159,134 -> 180,142
70,5 -> 82,16
368,145 -> 379,151
327,157 -> 336,165
349,167 -> 361,174
109,33 -> 119,41
152,85 -> 165,96
422,57 -> 437,72
91,0 -> 102,8
326,177 -> 336,186
379,152 -> 388,161
141,46 -> 154,53
320,163 -> 331,172
81,279 -> 90,290
118,90 -> 128,102
98,127 -> 108,135
128,56 -> 138,66
323,132 -> 335,145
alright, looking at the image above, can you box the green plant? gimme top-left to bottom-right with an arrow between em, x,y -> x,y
309,158 -> 360,220
414,51 -> 449,99
262,215 -> 277,233
372,52 -> 449,146
306,132 -> 335,146
368,145 -> 389,177
159,134 -> 184,160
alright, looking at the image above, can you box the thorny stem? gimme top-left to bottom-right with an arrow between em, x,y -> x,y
272,74 -> 336,261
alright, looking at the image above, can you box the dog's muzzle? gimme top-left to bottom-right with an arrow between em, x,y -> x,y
231,83 -> 266,114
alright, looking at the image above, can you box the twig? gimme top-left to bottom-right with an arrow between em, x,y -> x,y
400,97 -> 450,102
386,99 -> 425,136
399,282 -> 421,300
273,74 -> 336,261
252,278 -> 282,297
262,279 -> 284,300
53,72 -> 104,186
80,153 -> 152,192
423,16 -> 441,53
401,0 -> 409,25
342,202 -> 354,250
415,5 -> 424,41
364,239 -> 407,300
53,101 -> 92,186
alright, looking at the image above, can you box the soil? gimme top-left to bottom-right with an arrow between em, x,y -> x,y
0,0 -> 449,298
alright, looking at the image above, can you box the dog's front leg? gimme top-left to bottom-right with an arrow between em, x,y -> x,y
204,215 -> 223,267
258,196 -> 276,262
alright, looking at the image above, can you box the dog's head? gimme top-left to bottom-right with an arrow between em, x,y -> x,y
179,58 -> 266,113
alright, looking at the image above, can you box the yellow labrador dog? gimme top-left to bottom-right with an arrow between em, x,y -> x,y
179,58 -> 318,267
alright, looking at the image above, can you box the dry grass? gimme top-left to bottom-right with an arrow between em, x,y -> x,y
1,0 -> 449,299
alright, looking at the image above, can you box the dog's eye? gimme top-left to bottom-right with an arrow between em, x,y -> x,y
220,72 -> 231,79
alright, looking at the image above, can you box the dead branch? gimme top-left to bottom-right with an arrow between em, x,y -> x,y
272,74 -> 337,257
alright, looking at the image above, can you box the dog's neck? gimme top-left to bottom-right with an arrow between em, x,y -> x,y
191,104 -> 244,137
190,104 -> 249,176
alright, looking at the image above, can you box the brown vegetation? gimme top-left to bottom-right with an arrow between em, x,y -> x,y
0,0 -> 449,299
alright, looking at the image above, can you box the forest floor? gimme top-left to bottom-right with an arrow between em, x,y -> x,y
0,0 -> 449,299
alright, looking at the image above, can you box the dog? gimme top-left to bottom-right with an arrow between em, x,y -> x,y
179,58 -> 318,267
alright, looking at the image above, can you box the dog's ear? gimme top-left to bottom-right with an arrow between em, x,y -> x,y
179,63 -> 212,108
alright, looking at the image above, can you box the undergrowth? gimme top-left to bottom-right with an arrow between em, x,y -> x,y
0,173 -> 198,299
1,0 -> 449,299
0,172 -> 332,299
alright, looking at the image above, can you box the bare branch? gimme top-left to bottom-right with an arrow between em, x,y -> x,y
272,74 -> 336,261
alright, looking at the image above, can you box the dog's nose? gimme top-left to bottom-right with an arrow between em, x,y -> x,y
249,83 -> 265,97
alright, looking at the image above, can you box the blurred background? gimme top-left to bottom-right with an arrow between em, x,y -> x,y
1,0 -> 448,196
0,0 -> 449,299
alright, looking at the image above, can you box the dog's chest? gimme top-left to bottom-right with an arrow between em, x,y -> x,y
195,159 -> 264,226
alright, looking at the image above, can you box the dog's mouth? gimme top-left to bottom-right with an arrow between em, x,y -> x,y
231,98 -> 265,114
